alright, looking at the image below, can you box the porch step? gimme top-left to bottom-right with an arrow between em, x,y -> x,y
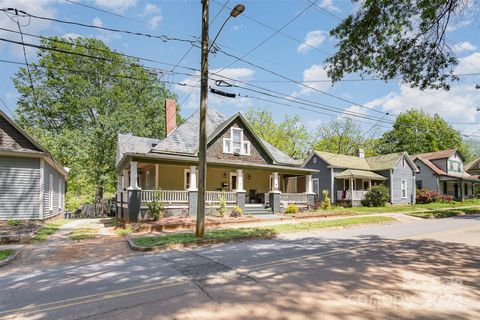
244,204 -> 273,215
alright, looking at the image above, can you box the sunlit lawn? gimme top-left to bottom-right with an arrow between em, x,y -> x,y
133,216 -> 395,248
69,227 -> 97,240
0,249 -> 15,261
407,207 -> 480,219
32,219 -> 70,242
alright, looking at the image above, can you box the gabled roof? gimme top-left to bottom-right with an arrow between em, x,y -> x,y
118,108 -> 301,167
307,150 -> 417,172
465,157 -> 480,171
414,156 -> 480,181
0,109 -> 68,177
335,169 -> 387,180
413,149 -> 462,161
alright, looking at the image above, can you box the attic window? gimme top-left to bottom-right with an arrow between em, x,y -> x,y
313,156 -> 317,164
223,127 -> 250,155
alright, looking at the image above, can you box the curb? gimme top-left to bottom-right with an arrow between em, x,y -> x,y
126,234 -> 276,252
0,247 -> 23,268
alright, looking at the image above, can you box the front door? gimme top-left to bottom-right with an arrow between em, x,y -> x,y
230,173 -> 237,191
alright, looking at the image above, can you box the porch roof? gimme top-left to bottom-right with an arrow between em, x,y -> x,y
335,169 -> 387,180
116,152 -> 317,175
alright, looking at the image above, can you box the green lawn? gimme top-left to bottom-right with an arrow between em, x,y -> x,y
407,207 -> 480,219
32,219 -> 70,242
313,199 -> 480,215
133,216 -> 395,248
0,249 -> 15,261
68,227 -> 97,240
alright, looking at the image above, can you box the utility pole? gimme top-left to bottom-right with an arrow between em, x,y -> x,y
196,0 -> 209,237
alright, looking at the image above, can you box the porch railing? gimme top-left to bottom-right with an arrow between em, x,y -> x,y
280,193 -> 308,204
141,190 -> 189,203
337,190 -> 367,201
206,191 -> 237,204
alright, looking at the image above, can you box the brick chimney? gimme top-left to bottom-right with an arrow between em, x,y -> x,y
356,148 -> 365,158
164,99 -> 177,136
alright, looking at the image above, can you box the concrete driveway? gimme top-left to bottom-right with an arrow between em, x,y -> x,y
1,215 -> 479,319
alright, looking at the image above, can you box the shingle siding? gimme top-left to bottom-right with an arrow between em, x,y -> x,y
0,156 -> 40,220
43,161 -> 65,219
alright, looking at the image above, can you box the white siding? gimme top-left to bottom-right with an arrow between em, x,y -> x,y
0,156 -> 40,220
43,161 -> 65,219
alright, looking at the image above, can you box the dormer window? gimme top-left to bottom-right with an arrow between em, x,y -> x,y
223,127 -> 250,155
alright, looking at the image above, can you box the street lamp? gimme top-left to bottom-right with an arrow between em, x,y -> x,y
196,1 -> 245,237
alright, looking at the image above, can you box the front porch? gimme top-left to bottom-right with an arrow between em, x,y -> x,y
116,159 -> 315,221
334,169 -> 388,206
439,177 -> 478,200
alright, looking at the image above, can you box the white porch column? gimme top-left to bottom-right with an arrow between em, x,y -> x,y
236,169 -> 245,192
189,166 -> 198,191
122,169 -> 129,190
350,177 -> 354,200
155,164 -> 159,189
368,180 -> 372,190
272,172 -> 280,192
306,175 -> 314,194
128,161 -> 140,190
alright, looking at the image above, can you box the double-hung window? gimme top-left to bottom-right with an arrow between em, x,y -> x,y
223,127 -> 250,155
232,128 -> 242,154
401,179 -> 407,199
49,174 -> 53,211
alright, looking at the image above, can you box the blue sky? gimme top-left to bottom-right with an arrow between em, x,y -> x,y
1,0 -> 480,140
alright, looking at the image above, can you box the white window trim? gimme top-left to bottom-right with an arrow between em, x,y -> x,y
401,179 -> 407,199
313,156 -> 318,164
231,127 -> 243,154
49,174 -> 53,211
312,178 -> 319,196
184,168 -> 191,190
58,179 -> 62,209
223,138 -> 232,153
223,127 -> 251,156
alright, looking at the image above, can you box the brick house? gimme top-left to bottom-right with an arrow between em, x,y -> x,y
115,100 -> 316,221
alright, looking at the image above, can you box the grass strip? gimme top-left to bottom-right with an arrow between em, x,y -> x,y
133,216 -> 395,248
32,219 -> 70,242
407,208 -> 480,219
0,249 -> 15,261
69,227 -> 97,240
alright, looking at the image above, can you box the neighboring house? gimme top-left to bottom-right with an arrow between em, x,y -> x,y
0,110 -> 67,220
303,149 -> 417,206
464,156 -> 480,176
412,150 -> 480,199
115,100 -> 316,221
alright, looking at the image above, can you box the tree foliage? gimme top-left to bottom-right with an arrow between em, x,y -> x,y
377,109 -> 466,156
245,108 -> 310,158
313,117 -> 380,157
13,36 -> 181,207
326,0 -> 471,90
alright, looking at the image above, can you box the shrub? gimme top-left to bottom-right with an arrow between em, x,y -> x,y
219,192 -> 227,218
284,203 -> 299,214
7,219 -> 22,226
441,194 -> 454,203
320,190 -> 331,210
362,185 -> 389,207
416,189 -> 442,204
230,206 -> 243,218
146,193 -> 165,220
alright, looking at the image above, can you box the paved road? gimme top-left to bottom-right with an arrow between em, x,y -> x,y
1,216 -> 479,320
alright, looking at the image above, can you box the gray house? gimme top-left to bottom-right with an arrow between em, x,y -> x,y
413,149 -> 480,199
303,150 -> 418,206
115,100 -> 316,221
0,110 -> 67,220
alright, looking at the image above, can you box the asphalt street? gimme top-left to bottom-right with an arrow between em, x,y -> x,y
1,215 -> 479,319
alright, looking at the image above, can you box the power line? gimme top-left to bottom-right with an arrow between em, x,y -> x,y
304,0 -> 342,21
1,8 -> 198,44
0,96 -> 15,118
215,0 -> 323,74
211,0 -> 331,56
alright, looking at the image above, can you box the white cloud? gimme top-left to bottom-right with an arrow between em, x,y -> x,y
92,17 -> 103,27
176,68 -> 255,109
138,3 -> 162,30
455,52 -> 480,74
148,15 -> 163,28
345,84 -> 480,134
446,19 -> 472,32
94,0 -> 137,13
0,0 -> 58,58
297,30 -> 327,54
232,24 -> 244,32
319,0 -> 340,12
142,3 -> 158,16
90,17 -> 121,43
291,64 -> 331,97
452,42 -> 477,53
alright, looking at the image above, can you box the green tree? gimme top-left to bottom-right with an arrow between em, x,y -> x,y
245,108 -> 310,158
326,0 -> 469,90
378,109 -> 465,155
313,117 -> 380,156
13,36 -> 181,208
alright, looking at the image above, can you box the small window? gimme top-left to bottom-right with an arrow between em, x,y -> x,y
363,180 -> 369,190
184,169 -> 191,190
232,128 -> 242,154
313,156 -> 317,164
402,158 -> 405,167
243,141 -> 250,155
401,179 -> 407,199
223,138 -> 232,153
